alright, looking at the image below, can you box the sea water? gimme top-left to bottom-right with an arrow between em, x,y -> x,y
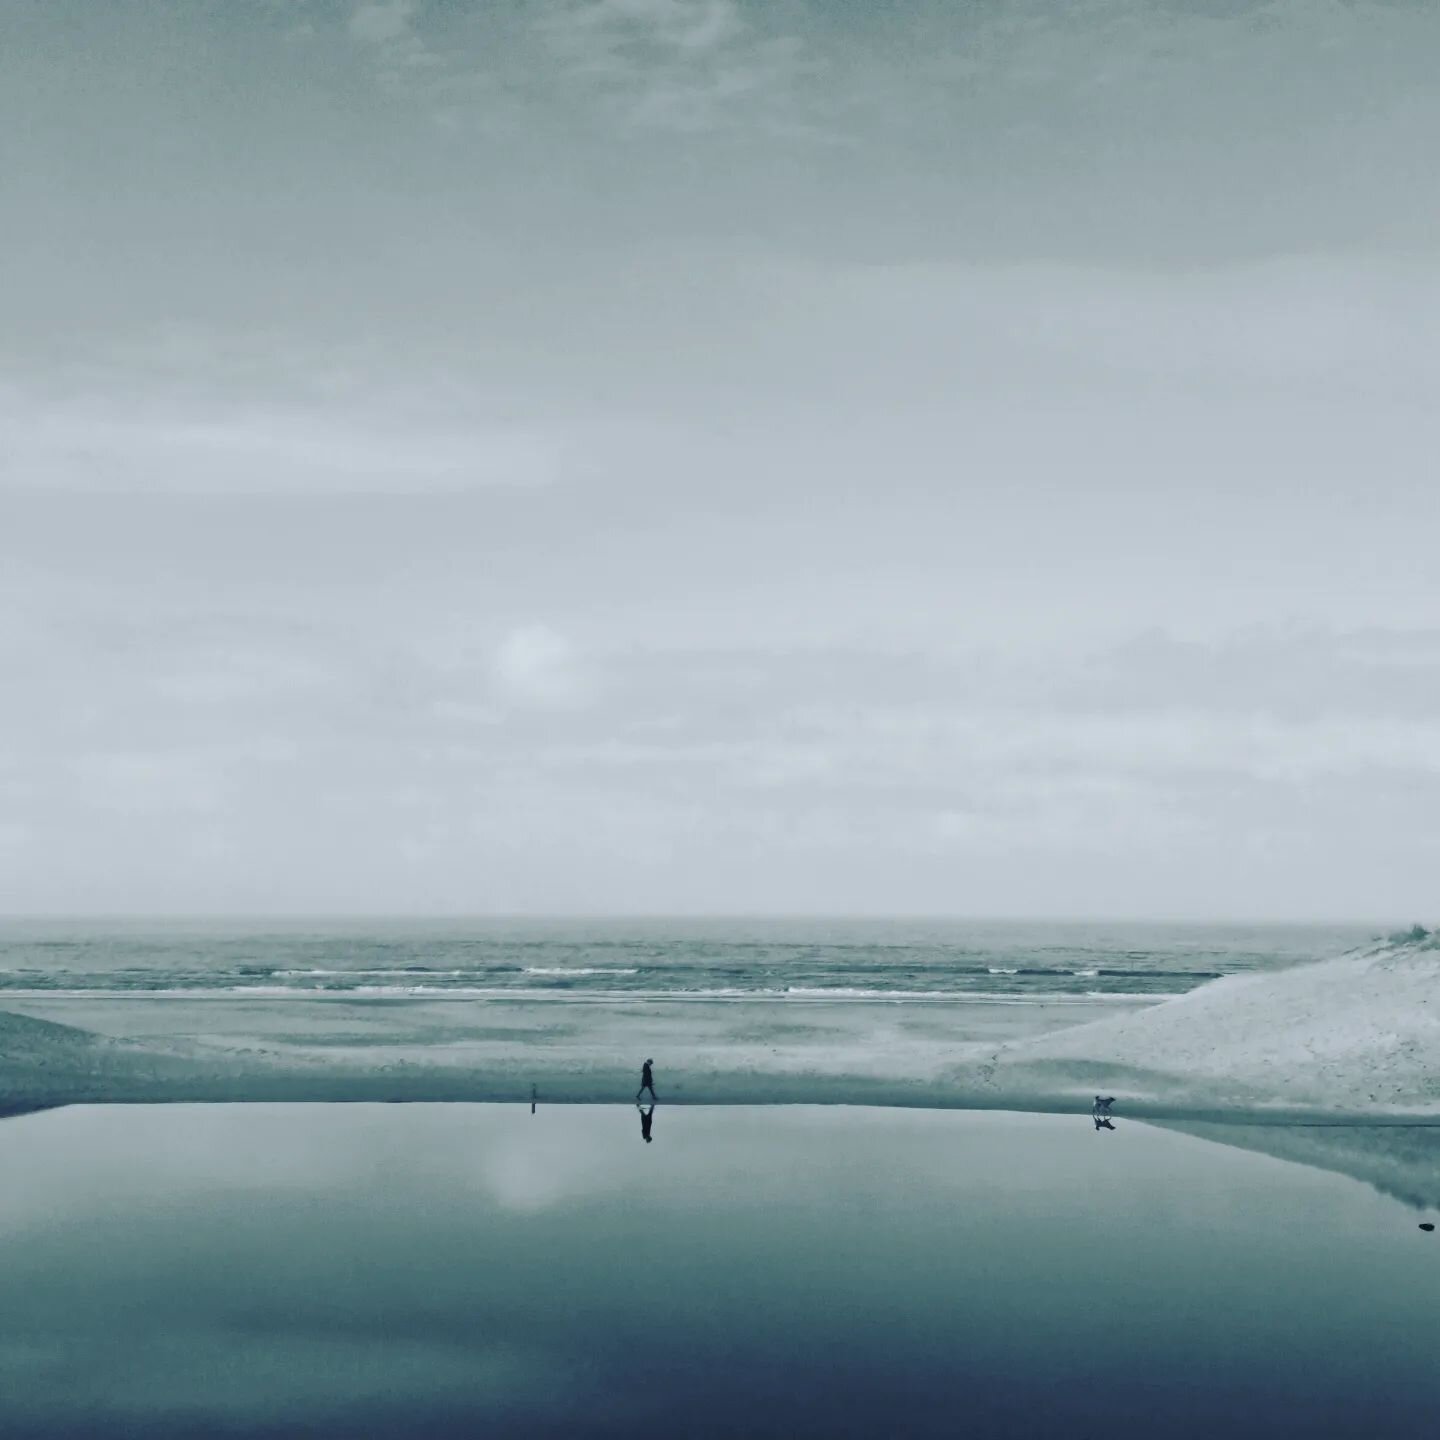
0,917 -> 1377,1002
0,1103 -> 1436,1437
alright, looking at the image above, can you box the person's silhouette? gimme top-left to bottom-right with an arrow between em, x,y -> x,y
1093,1115 -> 1116,1132
636,1058 -> 657,1104
639,1104 -> 654,1143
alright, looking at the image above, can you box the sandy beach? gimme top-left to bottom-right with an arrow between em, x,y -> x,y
0,991 -> 1148,1109
5,933 -> 1438,1266
3,935 -> 1436,1125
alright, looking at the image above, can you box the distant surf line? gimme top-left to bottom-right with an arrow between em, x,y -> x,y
0,985 -> 1164,1005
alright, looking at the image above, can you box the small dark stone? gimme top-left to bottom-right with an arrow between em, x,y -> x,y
1420,1223 -> 1435,1232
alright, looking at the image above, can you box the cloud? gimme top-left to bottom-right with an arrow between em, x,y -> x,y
336,0 -> 823,140
536,0 -> 822,135
0,380 -> 558,495
563,0 -> 742,52
68,740 -> 300,817
6,1 -> 1440,915
0,821 -> 27,861
491,625 -> 586,708
349,1 -> 417,46
1073,627 -> 1440,721
7,613 -> 1440,913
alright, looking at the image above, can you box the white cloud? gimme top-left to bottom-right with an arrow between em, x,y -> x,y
491,624 -> 586,708
0,382 -> 558,495
8,618 -> 1440,913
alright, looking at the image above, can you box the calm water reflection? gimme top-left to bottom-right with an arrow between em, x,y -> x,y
0,1105 -> 1436,1438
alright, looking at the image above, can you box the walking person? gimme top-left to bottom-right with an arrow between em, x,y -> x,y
636,1057 -> 657,1104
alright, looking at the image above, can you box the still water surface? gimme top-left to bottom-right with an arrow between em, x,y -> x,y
0,1105 -> 1436,1438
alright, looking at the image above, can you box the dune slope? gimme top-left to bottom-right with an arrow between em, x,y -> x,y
992,936 -> 1440,1118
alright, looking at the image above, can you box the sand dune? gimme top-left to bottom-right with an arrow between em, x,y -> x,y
990,935 -> 1440,1118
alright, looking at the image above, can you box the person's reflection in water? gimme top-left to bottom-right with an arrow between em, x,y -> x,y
639,1103 -> 655,1143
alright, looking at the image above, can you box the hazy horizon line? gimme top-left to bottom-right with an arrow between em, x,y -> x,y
0,912 -> 1405,929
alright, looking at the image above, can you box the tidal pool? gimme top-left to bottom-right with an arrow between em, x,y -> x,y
0,1104 -> 1436,1437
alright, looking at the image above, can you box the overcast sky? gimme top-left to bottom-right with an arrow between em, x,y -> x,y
3,0 -> 1439,918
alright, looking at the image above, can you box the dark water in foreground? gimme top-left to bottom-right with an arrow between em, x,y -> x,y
0,1105 -> 1437,1438
0,917 -> 1377,1001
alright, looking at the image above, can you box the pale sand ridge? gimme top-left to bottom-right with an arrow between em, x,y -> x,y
987,934 -> 1440,1118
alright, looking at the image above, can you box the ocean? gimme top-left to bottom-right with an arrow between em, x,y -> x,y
0,917 -> 1377,1002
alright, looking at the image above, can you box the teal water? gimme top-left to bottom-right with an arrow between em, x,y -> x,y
0,917 -> 1376,1001
0,1104 -> 1436,1437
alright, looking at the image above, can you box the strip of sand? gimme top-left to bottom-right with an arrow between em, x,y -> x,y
1,938 -> 1436,1126
0,993 -> 1147,1109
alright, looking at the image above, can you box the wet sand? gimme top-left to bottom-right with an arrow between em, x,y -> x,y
0,992 -> 1154,1109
